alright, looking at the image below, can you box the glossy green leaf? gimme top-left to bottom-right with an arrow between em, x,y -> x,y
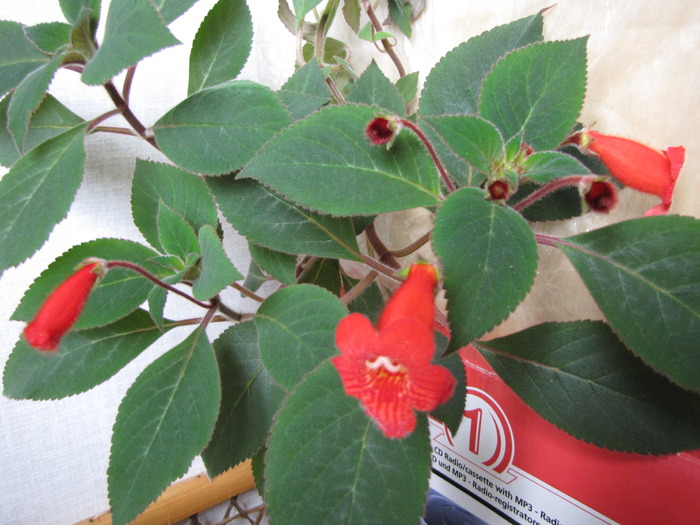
0,123 -> 88,274
510,182 -> 582,222
254,284 -> 347,390
433,188 -> 538,352
3,309 -> 167,400
153,80 -> 291,175
108,326 -> 220,525
520,151 -> 591,184
346,60 -> 406,116
475,321 -> 700,453
201,322 -> 286,477
277,58 -> 331,121
192,225 -> 243,301
81,0 -> 180,86
130,160 -> 219,253
8,55 -> 65,152
153,0 -> 199,23
207,176 -> 362,260
241,104 -> 442,215
248,242 -> 297,286
266,360 -> 431,525
479,38 -> 588,150
557,216 -> 700,391
298,257 -> 342,295
419,13 -> 543,117
24,22 -> 72,54
12,238 -> 161,330
421,115 -> 504,173
188,0 -> 252,94
0,21 -> 51,99
0,94 -> 85,168
157,201 -> 199,258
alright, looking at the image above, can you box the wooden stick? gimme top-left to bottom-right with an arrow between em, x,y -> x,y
75,460 -> 255,525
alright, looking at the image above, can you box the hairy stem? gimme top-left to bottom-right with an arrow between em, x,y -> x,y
513,175 -> 587,212
399,118 -> 456,193
362,0 -> 406,78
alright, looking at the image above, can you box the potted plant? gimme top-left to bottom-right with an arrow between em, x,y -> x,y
2,1 -> 699,524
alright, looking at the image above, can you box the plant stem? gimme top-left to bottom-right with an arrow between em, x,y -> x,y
231,282 -> 265,303
103,80 -> 157,147
389,230 -> 431,258
360,253 -> 402,281
399,118 -> 455,193
365,222 -> 401,268
512,175 -> 587,212
122,65 -> 137,105
362,0 -> 406,78
340,270 -> 378,305
87,109 -> 123,133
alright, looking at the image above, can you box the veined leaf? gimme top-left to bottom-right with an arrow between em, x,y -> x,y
479,38 -> 588,150
433,188 -> 538,352
3,309 -> 168,400
153,80 -> 291,175
346,60 -> 406,116
254,284 -> 347,390
188,0 -> 253,94
521,151 -> 591,184
266,360 -> 431,525
476,321 -> 700,453
277,58 -> 331,121
201,322 -> 286,477
0,21 -> 51,99
81,0 -> 180,86
153,0 -> 199,23
192,225 -> 243,301
108,326 -> 220,525
293,0 -> 324,28
24,22 -> 72,54
240,104 -> 442,216
156,200 -> 199,258
248,242 -> 297,286
557,216 -> 700,391
207,176 -> 362,261
0,123 -> 88,274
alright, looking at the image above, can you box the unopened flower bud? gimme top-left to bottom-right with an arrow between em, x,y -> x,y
582,178 -> 618,213
23,259 -> 106,351
486,179 -> 512,202
366,116 -> 401,147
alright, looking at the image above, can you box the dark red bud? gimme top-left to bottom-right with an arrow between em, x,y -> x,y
487,180 -> 511,201
366,117 -> 395,145
584,180 -> 618,213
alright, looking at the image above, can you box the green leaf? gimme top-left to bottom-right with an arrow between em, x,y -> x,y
24,22 -> 72,54
201,322 -> 286,477
192,225 -> 243,301
0,21 -> 51,99
346,60 -> 406,116
60,0 -> 101,30
81,0 -> 180,86
207,176 -> 362,260
510,182 -> 582,222
421,115 -> 504,173
520,151 -> 591,184
419,13 -> 543,117
130,160 -> 219,253
388,0 -> 413,37
108,326 -> 220,525
248,242 -> 297,286
12,238 -> 161,330
8,55 -> 64,151
156,200 -> 199,258
433,188 -> 538,352
357,23 -> 394,42
3,309 -> 167,400
293,0 -> 324,28
341,0 -> 361,33
475,321 -> 700,453
241,104 -> 442,216
242,257 -> 268,293
277,58 -> 331,121
395,71 -> 419,104
557,216 -> 700,391
479,38 -> 588,150
0,94 -> 85,167
254,284 -> 347,390
429,333 -> 466,436
188,0 -> 252,94
266,360 -> 431,525
0,123 -> 88,274
153,0 -> 199,23
298,257 -> 341,295
153,80 -> 291,175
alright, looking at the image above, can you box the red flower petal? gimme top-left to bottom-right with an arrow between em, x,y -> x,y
378,263 -> 438,331
376,317 -> 435,368
408,364 -> 456,412
335,313 -> 378,360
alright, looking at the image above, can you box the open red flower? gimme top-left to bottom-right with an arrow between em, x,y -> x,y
332,263 -> 455,438
578,130 -> 685,216
23,259 -> 106,352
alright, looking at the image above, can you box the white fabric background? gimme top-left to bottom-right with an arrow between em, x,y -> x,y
1,1 -> 698,523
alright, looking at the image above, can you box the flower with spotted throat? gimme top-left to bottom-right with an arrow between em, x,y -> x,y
332,264 -> 455,438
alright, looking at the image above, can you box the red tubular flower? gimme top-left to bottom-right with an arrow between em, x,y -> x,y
333,263 -> 455,439
23,259 -> 106,352
580,130 -> 685,216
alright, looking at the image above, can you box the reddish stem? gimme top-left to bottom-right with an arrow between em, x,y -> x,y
399,118 -> 456,193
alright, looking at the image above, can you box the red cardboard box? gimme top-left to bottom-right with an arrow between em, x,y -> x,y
429,346 -> 700,525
